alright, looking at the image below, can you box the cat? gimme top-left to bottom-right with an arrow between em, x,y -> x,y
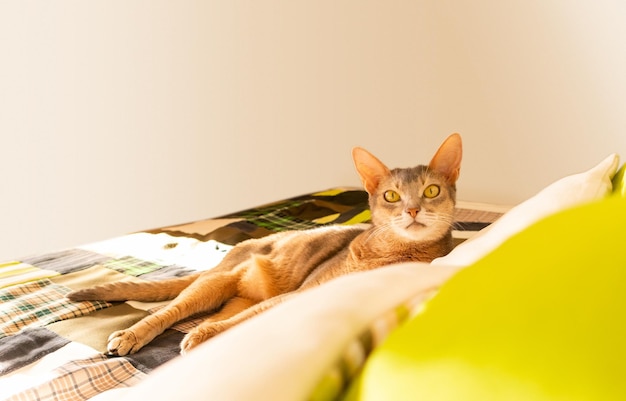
67,133 -> 462,356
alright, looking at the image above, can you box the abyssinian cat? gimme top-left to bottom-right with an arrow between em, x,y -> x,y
68,133 -> 462,356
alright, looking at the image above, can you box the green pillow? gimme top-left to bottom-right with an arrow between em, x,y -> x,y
349,195 -> 626,400
613,163 -> 626,197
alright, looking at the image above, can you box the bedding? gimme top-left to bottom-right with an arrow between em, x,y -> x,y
0,188 -> 501,401
0,152 -> 620,401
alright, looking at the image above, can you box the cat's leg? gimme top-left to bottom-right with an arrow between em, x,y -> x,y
107,271 -> 240,356
202,296 -> 257,323
67,272 -> 202,302
179,296 -> 256,352
180,292 -> 297,354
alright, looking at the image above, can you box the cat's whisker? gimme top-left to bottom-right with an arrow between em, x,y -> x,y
362,225 -> 387,244
362,221 -> 395,245
419,211 -> 455,228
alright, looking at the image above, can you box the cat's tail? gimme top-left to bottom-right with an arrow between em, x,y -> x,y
66,272 -> 202,302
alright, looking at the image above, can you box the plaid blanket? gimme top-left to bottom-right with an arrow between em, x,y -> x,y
0,188 -> 503,401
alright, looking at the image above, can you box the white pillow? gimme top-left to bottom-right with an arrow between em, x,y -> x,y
433,153 -> 620,267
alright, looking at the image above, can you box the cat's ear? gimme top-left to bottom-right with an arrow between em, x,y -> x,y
429,133 -> 463,184
352,147 -> 391,194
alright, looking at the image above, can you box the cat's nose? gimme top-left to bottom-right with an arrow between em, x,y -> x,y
406,207 -> 420,218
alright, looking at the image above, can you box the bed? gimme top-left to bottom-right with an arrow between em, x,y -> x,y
1,153 -> 624,401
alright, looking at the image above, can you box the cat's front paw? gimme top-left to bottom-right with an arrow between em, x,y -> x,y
107,330 -> 143,356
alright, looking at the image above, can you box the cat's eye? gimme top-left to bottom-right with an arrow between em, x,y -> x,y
423,185 -> 440,199
383,190 -> 401,203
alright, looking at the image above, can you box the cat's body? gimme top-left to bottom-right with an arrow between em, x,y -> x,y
68,133 -> 462,356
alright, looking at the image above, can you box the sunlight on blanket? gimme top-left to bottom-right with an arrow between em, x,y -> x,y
80,233 -> 233,272
0,262 -> 59,289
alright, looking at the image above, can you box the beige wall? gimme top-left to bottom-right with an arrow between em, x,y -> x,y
1,1 -> 625,260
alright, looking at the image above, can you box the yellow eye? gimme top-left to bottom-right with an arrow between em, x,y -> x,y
423,184 -> 440,198
383,190 -> 401,203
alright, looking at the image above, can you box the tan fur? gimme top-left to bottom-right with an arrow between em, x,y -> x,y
67,133 -> 463,355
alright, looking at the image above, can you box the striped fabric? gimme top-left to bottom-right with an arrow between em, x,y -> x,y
0,261 -> 59,289
21,249 -> 112,275
454,207 -> 506,232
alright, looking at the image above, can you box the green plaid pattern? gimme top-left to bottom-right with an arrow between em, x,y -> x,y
0,279 -> 111,339
227,200 -> 321,232
227,199 -> 372,232
102,256 -> 166,277
5,355 -> 147,401
309,289 -> 438,401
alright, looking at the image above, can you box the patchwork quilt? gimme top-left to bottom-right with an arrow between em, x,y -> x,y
0,188 -> 503,401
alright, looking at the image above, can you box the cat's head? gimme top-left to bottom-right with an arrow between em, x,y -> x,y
352,133 -> 462,243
